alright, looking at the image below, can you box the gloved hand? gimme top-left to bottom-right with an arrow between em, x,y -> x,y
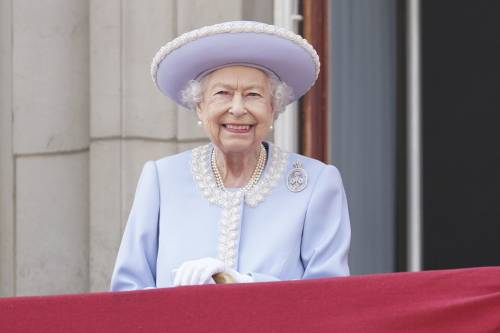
172,257 -> 253,286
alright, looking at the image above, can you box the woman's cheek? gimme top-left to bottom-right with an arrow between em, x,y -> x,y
255,124 -> 268,139
208,122 -> 219,137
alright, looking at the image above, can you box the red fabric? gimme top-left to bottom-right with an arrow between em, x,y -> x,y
1,267 -> 500,332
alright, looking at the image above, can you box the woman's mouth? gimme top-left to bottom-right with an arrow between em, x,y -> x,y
222,124 -> 253,134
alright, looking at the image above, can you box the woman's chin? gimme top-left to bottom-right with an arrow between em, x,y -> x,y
217,138 -> 261,155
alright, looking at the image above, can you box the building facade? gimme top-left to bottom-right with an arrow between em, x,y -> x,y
0,0 -> 273,296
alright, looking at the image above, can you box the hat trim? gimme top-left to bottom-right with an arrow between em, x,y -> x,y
151,21 -> 320,89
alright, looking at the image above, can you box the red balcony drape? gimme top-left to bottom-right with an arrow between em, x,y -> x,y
1,267 -> 500,332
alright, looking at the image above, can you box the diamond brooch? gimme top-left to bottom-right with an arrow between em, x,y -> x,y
287,161 -> 307,193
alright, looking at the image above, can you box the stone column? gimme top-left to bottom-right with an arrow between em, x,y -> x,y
89,0 -> 177,292
0,0 -> 15,297
10,0 -> 90,296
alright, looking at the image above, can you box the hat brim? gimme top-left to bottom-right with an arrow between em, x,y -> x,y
155,31 -> 318,109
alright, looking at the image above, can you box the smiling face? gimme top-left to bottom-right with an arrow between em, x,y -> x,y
196,65 -> 275,155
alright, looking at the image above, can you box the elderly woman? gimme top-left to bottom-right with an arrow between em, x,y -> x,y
111,21 -> 351,290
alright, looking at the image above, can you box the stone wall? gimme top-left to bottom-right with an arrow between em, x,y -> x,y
0,0 -> 272,296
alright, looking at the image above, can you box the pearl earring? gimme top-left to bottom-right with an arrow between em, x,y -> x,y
269,123 -> 274,130
197,120 -> 202,126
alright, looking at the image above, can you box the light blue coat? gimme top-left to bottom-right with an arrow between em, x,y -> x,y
111,142 -> 351,290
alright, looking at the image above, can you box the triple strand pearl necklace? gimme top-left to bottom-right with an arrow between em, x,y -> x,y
211,144 -> 267,192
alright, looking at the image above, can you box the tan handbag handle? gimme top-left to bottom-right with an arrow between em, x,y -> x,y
212,272 -> 236,284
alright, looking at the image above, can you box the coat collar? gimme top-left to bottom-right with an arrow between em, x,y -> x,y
190,141 -> 288,208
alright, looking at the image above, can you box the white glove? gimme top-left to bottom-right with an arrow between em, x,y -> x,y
172,257 -> 253,286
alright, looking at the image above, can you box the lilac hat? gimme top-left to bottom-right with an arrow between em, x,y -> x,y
151,21 -> 320,110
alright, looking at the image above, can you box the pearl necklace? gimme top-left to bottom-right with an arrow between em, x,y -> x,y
211,144 -> 267,192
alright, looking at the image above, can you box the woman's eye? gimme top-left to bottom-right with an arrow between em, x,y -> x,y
247,92 -> 262,97
215,90 -> 228,95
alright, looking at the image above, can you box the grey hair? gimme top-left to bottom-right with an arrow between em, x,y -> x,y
180,73 -> 294,118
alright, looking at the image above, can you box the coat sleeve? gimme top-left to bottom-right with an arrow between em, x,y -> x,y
110,161 -> 160,291
300,165 -> 351,278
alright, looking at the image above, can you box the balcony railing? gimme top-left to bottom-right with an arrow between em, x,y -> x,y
1,267 -> 499,332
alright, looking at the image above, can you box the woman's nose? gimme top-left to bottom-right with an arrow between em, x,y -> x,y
228,93 -> 246,116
